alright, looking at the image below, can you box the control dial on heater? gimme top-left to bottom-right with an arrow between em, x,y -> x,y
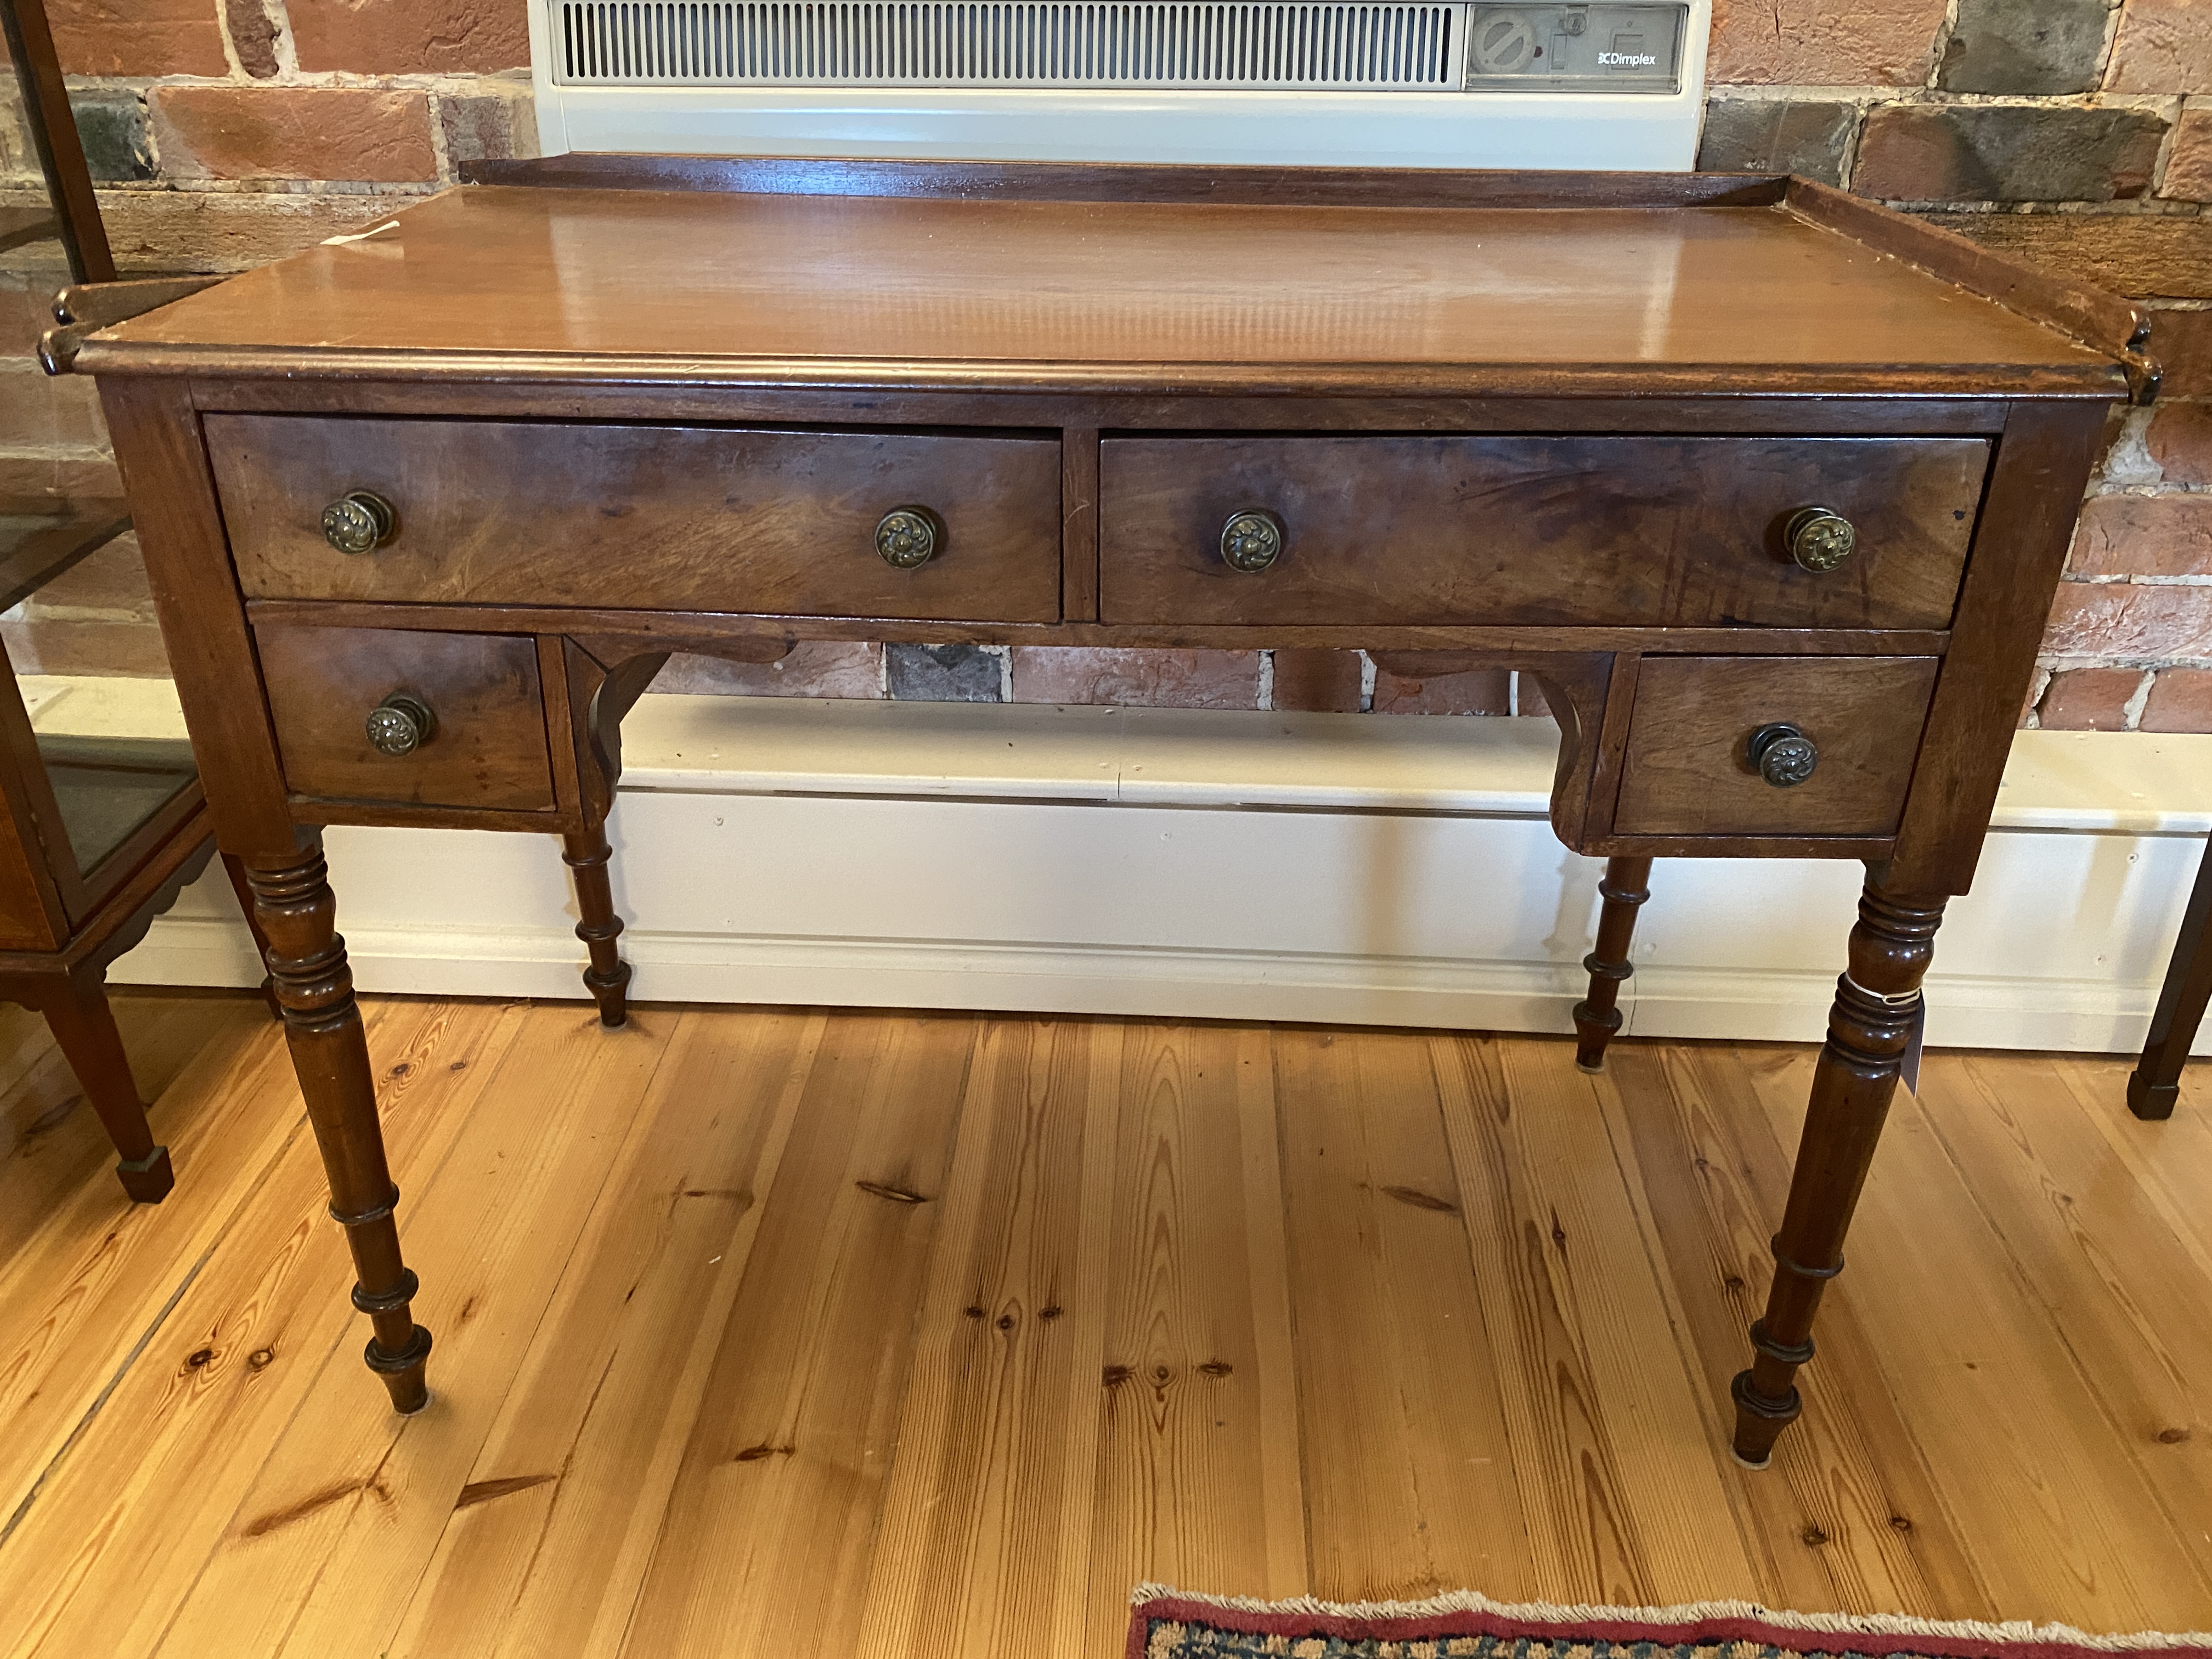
1471,10 -> 1538,72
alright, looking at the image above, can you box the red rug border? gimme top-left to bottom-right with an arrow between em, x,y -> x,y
1126,1594 -> 2212,1659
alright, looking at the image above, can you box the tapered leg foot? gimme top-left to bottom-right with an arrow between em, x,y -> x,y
2127,1074 -> 2179,1121
247,833 -> 433,1412
1729,878 -> 1944,1468
359,1280 -> 433,1413
562,826 -> 631,1029
113,1144 -> 177,1203
1573,856 -> 1653,1072
43,971 -> 171,1203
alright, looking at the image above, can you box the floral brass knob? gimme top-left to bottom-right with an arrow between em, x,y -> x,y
1785,506 -> 1855,573
876,506 -> 943,569
321,490 -> 397,555
1220,509 -> 1285,573
1747,722 -> 1818,788
366,693 -> 436,757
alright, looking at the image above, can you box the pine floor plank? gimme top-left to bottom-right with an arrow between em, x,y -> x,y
1431,1034 -> 1763,1607
1914,1052 -> 2212,1597
150,1003 -> 681,1659
1605,1041 -> 1997,1619
1080,1023 -> 1307,1657
0,998 -> 510,1659
855,1018 -> 1121,1659
0,994 -> 262,1250
616,1012 -> 981,1659
0,1001 -> 57,1114
0,1000 -> 311,1539
2056,1055 -> 2212,1267
385,1007 -> 826,1659
8,998 -> 2212,1657
1273,1026 -> 1532,1604
0,993 -> 270,1289
1740,1049 -> 2212,1630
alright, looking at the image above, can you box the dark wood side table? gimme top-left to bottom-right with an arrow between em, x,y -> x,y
4,0 -> 275,1203
52,156 -> 2149,1469
0,496 -> 275,1201
2130,833 -> 2212,1120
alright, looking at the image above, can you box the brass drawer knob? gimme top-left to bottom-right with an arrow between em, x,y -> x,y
1747,722 -> 1818,788
876,506 -> 943,568
1221,509 -> 1285,573
1785,506 -> 1855,573
322,490 -> 397,555
366,693 -> 437,757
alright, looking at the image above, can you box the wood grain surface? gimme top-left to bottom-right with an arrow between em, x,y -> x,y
461,153 -> 1793,208
3,996 -> 2209,1656
1099,436 -> 1988,630
209,416 -> 1064,623
1613,656 -> 1940,838
0,799 -> 63,952
1881,401 -> 2109,895
255,624 -> 555,812
98,381 -> 297,855
83,187 -> 2121,395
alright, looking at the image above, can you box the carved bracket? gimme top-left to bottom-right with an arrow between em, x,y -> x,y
1368,650 -> 1619,849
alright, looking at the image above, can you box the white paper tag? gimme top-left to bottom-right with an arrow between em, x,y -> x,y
1900,998 -> 1926,1097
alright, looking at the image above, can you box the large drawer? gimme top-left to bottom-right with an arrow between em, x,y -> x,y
1099,436 -> 1988,629
1613,655 -> 1941,838
208,415 -> 1064,622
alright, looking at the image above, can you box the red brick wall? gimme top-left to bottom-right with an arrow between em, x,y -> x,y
1700,0 -> 2212,733
3,0 -> 2207,725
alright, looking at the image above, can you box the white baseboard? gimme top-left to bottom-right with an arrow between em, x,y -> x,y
117,909 -> 2202,1057
66,688 -> 2210,1059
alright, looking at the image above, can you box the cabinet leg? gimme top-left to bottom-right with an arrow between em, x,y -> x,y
221,850 -> 283,1021
2128,833 -> 2212,1121
562,826 -> 631,1028
1730,877 -> 1944,1468
44,970 -> 172,1203
246,835 -> 432,1414
1573,856 -> 1652,1072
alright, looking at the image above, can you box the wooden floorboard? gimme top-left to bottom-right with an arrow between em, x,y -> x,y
2,993 -> 2209,1659
1079,1021 -> 1306,1655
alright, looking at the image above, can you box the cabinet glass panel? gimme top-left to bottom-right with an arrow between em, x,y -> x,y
2,494 -> 195,889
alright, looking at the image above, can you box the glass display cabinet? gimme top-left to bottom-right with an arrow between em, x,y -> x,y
2,0 -> 266,1203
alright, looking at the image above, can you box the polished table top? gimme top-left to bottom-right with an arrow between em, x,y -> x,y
89,182 -> 2119,393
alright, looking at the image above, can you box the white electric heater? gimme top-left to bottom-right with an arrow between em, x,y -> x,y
527,0 -> 1710,169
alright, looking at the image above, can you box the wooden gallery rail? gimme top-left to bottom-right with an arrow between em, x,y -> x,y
45,156 -> 2154,1469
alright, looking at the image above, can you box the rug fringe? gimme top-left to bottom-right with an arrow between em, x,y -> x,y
1128,1583 -> 2212,1652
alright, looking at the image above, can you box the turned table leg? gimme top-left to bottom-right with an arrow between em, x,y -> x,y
2129,832 -> 2212,1121
246,835 -> 432,1414
562,825 -> 632,1028
1730,877 -> 1944,1468
45,969 -> 172,1203
1574,855 -> 1652,1072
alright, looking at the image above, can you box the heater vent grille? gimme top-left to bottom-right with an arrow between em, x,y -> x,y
554,1 -> 1462,88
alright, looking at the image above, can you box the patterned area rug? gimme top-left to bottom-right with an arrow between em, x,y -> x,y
1127,1587 -> 2212,1659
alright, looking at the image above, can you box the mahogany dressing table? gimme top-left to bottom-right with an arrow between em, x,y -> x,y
46,157 -> 2147,1469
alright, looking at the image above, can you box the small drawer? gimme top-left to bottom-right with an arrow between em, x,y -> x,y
1613,656 -> 1940,838
1100,435 -> 1988,629
208,415 -> 1063,623
257,624 -> 555,812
